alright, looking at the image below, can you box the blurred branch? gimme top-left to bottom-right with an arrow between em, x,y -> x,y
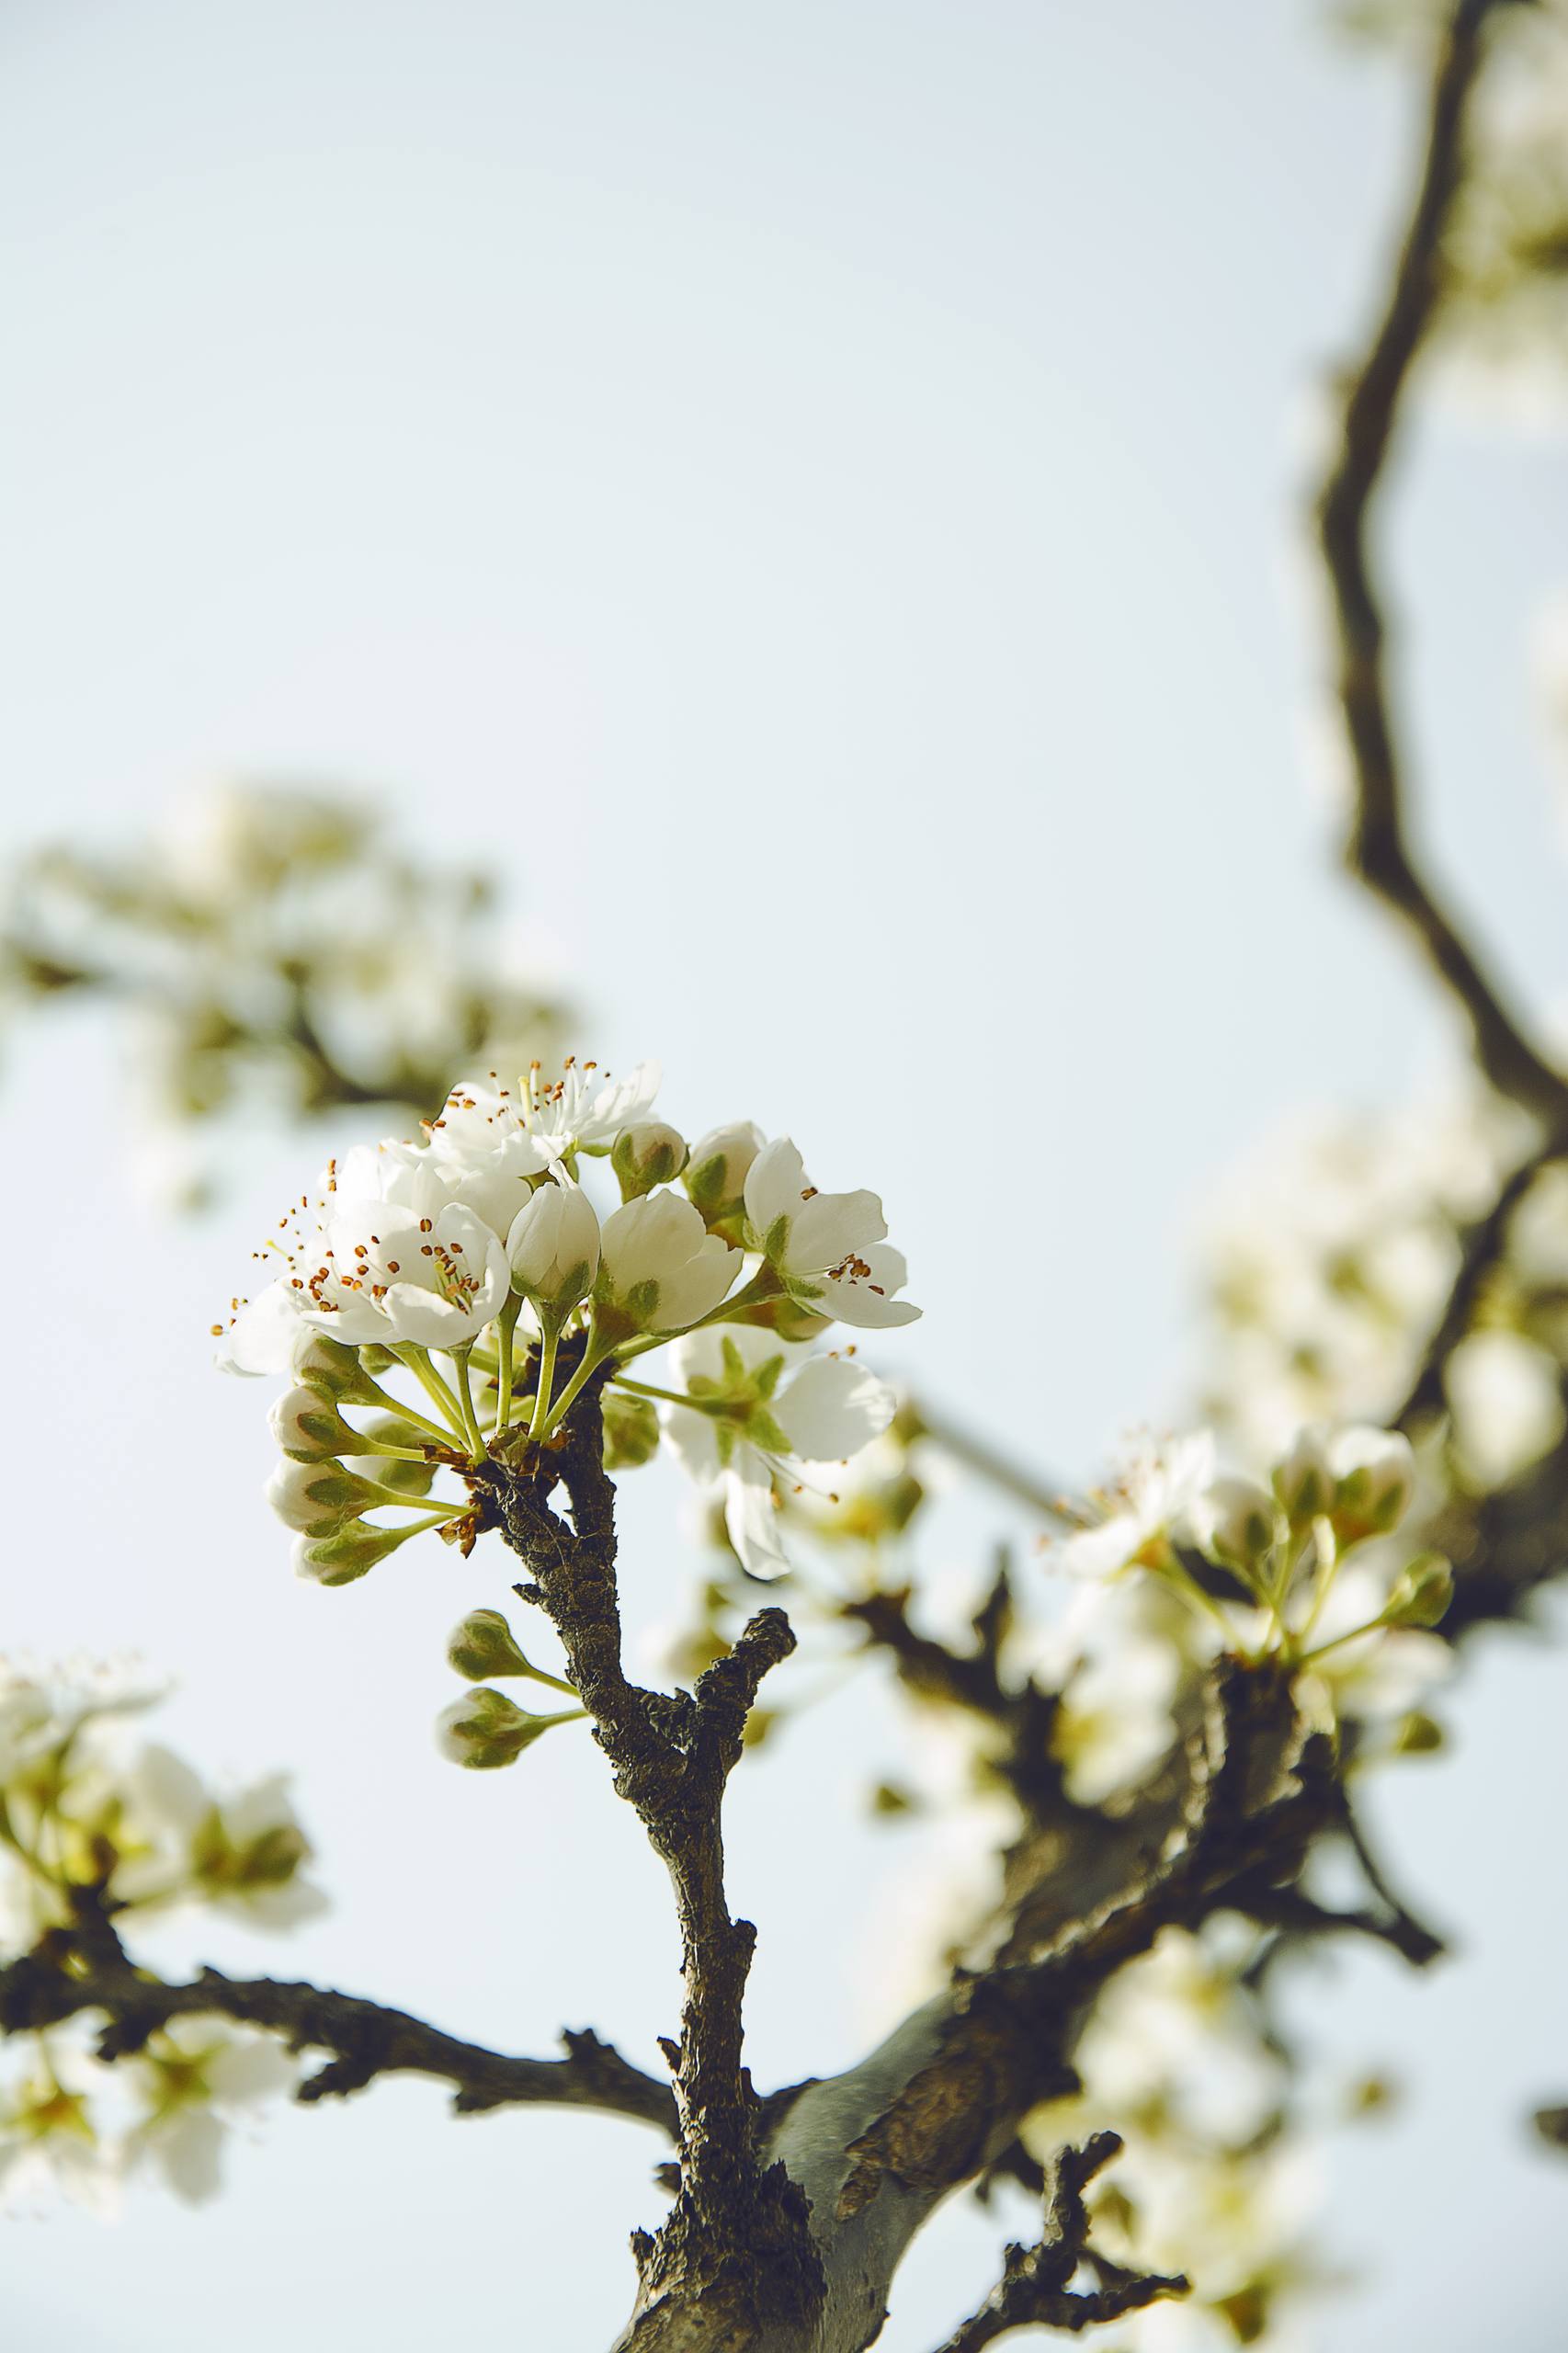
926,2133 -> 1187,2352
903,1397 -> 1076,1527
1393,1142 -> 1562,1428
1313,0 -> 1568,1133
0,1941 -> 677,2133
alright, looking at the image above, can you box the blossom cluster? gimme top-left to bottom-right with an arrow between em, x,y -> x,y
222,1054 -> 918,1630
1052,1423 -> 1452,1741
0,1662 -> 321,2213
0,782 -> 561,1204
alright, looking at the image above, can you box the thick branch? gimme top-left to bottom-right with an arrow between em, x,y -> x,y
927,2133 -> 1187,2352
0,1946 -> 676,2131
1314,0 -> 1568,1131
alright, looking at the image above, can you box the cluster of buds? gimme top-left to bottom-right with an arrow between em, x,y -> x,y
0,1663 -> 320,2213
1055,1424 -> 1452,1728
224,1056 -> 918,1590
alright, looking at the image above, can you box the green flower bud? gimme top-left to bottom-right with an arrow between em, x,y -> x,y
1272,1427 -> 1335,1526
1327,1427 -> 1415,1543
269,1385 -> 355,1462
1387,1552 -> 1453,1629
292,1336 -> 384,1406
436,1688 -> 583,1768
266,1459 -> 384,1537
446,1608 -> 575,1694
292,1522 -> 414,1586
612,1121 -> 689,1202
603,1391 -> 661,1470
683,1122 -> 765,1225
1196,1475 -> 1282,1577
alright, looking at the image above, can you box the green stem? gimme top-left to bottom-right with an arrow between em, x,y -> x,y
357,1374 -> 455,1449
495,1296 -> 521,1437
528,1319 -> 563,1441
610,1375 -> 707,1411
392,1347 -> 470,1441
453,1348 -> 488,1463
538,1325 -> 613,1439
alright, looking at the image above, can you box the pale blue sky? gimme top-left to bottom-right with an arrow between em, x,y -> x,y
1,3 -> 1565,2347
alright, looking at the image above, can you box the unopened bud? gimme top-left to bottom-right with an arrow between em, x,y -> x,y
446,1608 -> 574,1694
612,1121 -> 688,1202
269,1386 -> 355,1462
1327,1427 -> 1415,1542
506,1181 -> 601,1311
291,1335 -> 381,1405
1197,1476 -> 1281,1574
1272,1427 -> 1335,1525
436,1687 -> 582,1768
1387,1552 -> 1453,1629
683,1122 -> 766,1223
603,1391 -> 661,1470
266,1459 -> 382,1536
291,1522 -> 413,1586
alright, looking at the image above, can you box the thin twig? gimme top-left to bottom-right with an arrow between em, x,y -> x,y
927,2133 -> 1187,2352
1314,0 -> 1568,1133
0,1947 -> 677,2131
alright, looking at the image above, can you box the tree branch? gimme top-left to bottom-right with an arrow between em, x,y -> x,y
480,1385 -> 821,2344
0,1944 -> 676,2132
926,2133 -> 1187,2352
1313,0 -> 1568,1133
1393,1143 -> 1561,1428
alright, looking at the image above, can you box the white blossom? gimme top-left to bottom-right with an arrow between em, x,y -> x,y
1055,1432 -> 1218,1580
596,1193 -> 739,1336
297,1196 -> 508,1351
428,1055 -> 660,1175
660,1328 -> 897,1578
506,1177 -> 601,1311
125,2021 -> 295,2204
742,1138 -> 919,1328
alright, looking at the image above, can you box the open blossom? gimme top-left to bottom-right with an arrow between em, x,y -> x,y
296,1197 -> 508,1351
427,1055 -> 661,1174
113,1747 -> 328,1927
125,2023 -> 295,2204
661,1328 -> 897,1578
742,1138 -> 919,1328
1056,1432 -> 1219,1580
0,2052 -> 122,2219
596,1193 -> 738,1336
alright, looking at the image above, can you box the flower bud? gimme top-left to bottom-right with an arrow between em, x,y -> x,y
1387,1552 -> 1453,1629
506,1182 -> 600,1312
1392,1710 -> 1445,1756
435,1687 -> 581,1769
268,1385 -> 355,1463
446,1608 -> 574,1694
1327,1427 -> 1415,1542
603,1390 -> 661,1470
1272,1427 -> 1335,1526
611,1121 -> 689,1202
265,1459 -> 382,1537
683,1122 -> 766,1223
291,1335 -> 381,1405
1196,1475 -> 1281,1575
291,1522 -> 412,1586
